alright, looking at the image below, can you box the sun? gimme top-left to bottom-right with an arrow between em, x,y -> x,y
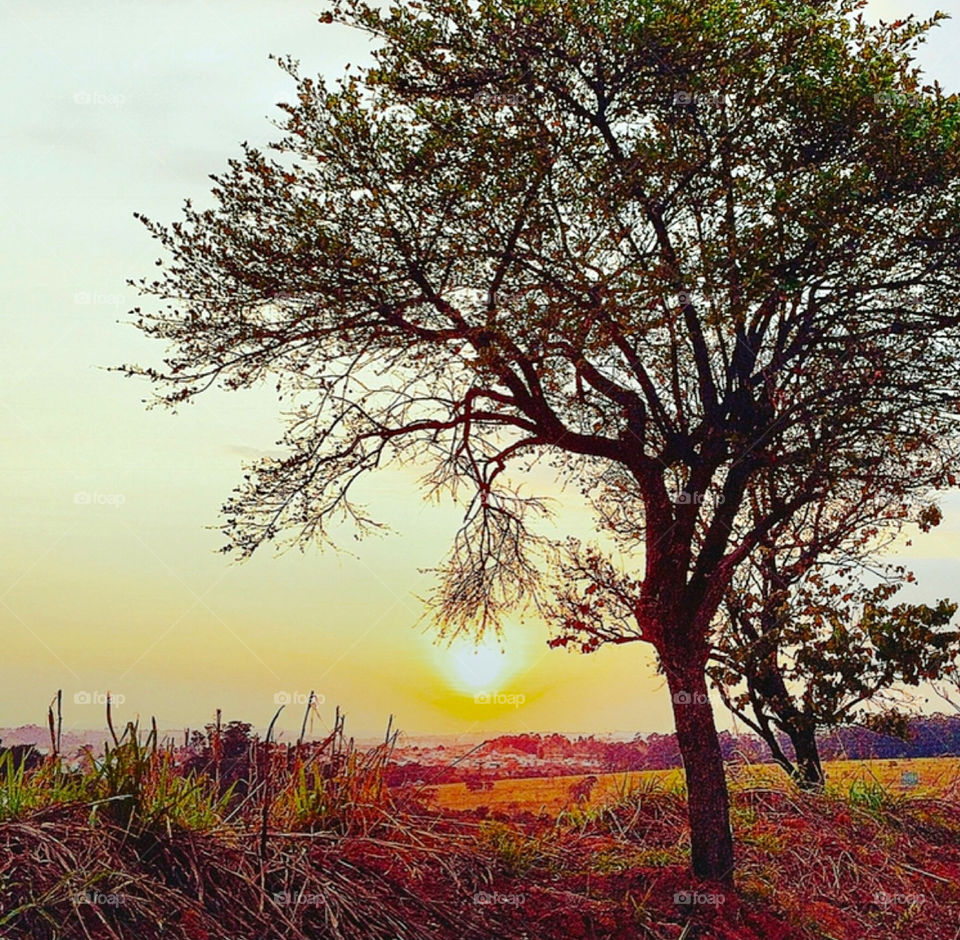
436,635 -> 513,693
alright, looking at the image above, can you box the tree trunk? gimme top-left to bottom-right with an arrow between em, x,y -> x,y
786,720 -> 824,791
746,710 -> 798,781
749,652 -> 825,792
665,663 -> 735,886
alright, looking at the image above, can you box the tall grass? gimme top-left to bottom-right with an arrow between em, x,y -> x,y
267,709 -> 399,835
0,699 -> 399,839
0,750 -> 88,820
0,700 -> 485,940
86,723 -> 236,832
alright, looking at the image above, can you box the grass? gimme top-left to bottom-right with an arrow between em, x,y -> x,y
0,719 -> 236,832
0,750 -> 88,819
0,708 -> 496,940
1,710 -> 959,940
477,819 -> 543,876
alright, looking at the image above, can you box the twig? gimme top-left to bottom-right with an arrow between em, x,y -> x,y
895,861 -> 951,884
106,694 -> 120,748
260,705 -> 284,863
47,693 -> 59,761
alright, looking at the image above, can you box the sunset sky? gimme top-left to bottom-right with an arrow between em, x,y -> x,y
2,0 -> 958,744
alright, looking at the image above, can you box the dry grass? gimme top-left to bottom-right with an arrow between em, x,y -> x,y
2,718 -> 959,940
0,803 -> 507,940
0,711 -> 503,940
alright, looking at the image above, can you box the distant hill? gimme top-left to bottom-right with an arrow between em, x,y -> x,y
0,724 -> 113,754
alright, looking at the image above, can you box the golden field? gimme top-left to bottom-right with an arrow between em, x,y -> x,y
427,757 -> 960,814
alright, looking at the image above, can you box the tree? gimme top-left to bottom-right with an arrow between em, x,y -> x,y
125,0 -> 960,884
715,573 -> 959,789
551,468 -> 960,791
710,467 -> 959,789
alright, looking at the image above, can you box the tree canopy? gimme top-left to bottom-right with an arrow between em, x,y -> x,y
126,0 -> 960,883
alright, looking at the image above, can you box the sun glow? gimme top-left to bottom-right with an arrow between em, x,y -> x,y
435,635 -> 515,694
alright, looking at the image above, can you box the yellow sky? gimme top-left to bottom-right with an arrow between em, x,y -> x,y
1,0 -> 957,742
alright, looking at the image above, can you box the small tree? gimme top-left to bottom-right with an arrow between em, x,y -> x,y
714,574 -> 959,788
551,473 -> 960,790
710,469 -> 959,788
125,0 -> 960,882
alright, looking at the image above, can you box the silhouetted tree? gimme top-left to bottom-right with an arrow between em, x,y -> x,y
126,0 -> 960,882
715,575 -> 958,788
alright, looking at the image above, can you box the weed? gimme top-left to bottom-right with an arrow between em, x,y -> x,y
478,820 -> 541,876
844,779 -> 904,817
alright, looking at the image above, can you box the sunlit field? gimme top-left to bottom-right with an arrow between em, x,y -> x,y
428,757 -> 960,814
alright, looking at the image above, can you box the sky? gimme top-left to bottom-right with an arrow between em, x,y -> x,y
1,0 -> 958,744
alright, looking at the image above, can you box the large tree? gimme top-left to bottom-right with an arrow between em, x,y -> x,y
125,0 -> 960,883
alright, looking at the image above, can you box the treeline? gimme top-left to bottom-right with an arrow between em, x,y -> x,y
385,715 -> 960,786
817,714 -> 960,761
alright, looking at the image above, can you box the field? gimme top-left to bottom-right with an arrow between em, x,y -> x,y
2,721 -> 959,940
428,757 -> 960,814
